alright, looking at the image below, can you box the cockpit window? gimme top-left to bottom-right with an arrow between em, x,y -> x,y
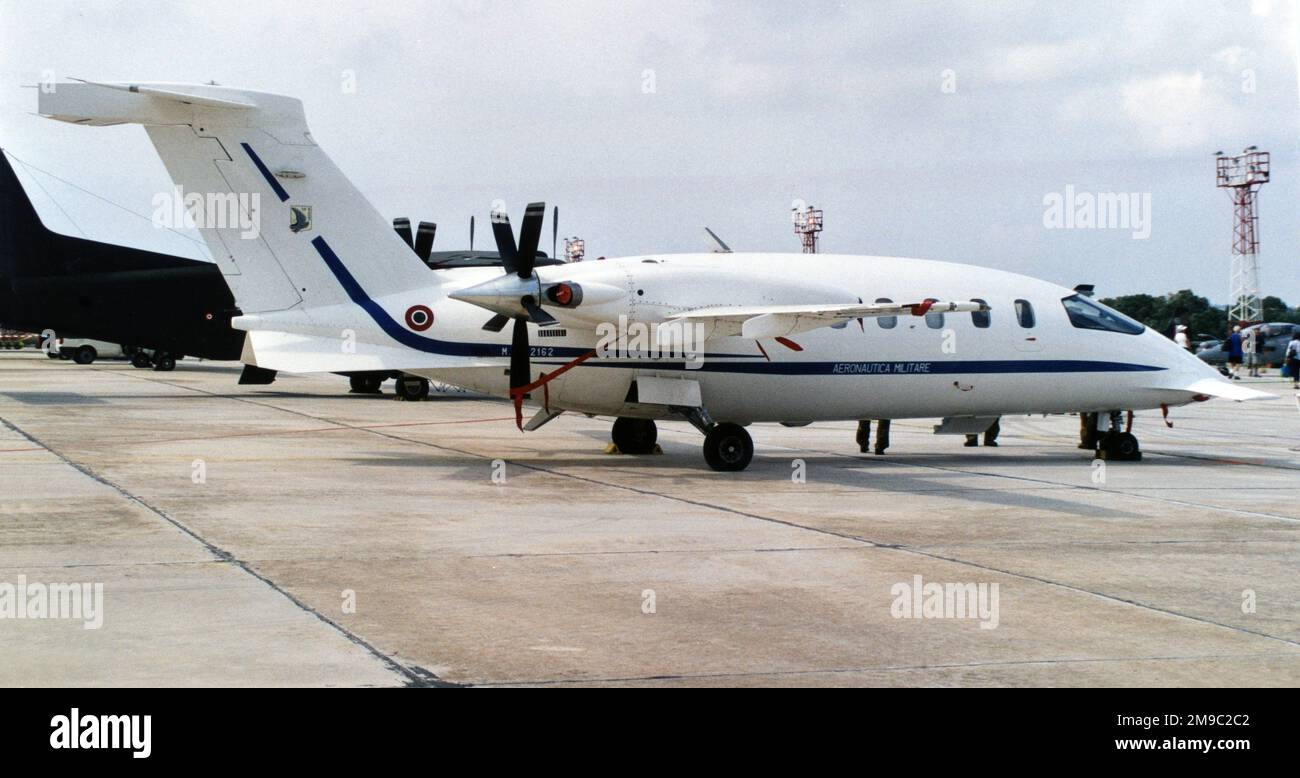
1061,294 -> 1145,335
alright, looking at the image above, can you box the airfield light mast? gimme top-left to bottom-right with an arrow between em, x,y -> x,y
1215,147 -> 1270,324
792,204 -> 823,254
564,237 -> 586,263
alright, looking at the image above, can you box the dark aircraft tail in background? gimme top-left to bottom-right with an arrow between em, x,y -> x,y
0,149 -> 244,361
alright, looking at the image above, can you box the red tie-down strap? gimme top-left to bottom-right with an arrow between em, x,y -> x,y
908,298 -> 938,316
1159,404 -> 1172,428
509,349 -> 598,431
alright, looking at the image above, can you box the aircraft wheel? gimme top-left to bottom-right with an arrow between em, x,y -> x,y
703,422 -> 753,472
395,376 -> 431,401
1100,431 -> 1141,461
72,346 -> 97,365
152,353 -> 177,372
131,351 -> 153,369
611,417 -> 657,455
349,374 -> 383,394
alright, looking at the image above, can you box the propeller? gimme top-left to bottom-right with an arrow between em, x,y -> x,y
484,203 -> 553,409
449,202 -> 605,430
414,221 -> 436,261
552,205 -> 559,261
469,215 -> 475,251
393,218 -> 437,262
393,218 -> 413,248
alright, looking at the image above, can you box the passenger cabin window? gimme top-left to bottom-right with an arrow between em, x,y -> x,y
1014,299 -> 1036,328
925,310 -> 944,329
1061,294 -> 1145,335
970,298 -> 990,329
876,298 -> 897,329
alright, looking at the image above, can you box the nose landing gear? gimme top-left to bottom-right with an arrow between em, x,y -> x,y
1092,410 -> 1142,461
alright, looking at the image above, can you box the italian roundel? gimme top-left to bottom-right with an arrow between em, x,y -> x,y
405,305 -> 434,331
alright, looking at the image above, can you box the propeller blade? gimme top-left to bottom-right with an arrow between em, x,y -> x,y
510,317 -> 531,391
552,205 -> 559,261
469,215 -> 475,251
414,221 -> 436,262
522,298 -> 559,327
515,201 -> 546,278
482,314 -> 510,333
490,209 -> 519,273
393,217 -> 413,248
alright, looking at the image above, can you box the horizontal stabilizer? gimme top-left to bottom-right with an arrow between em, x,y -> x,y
241,330 -> 499,375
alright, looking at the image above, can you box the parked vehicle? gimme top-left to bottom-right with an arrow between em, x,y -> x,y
1197,322 -> 1300,368
51,338 -> 128,364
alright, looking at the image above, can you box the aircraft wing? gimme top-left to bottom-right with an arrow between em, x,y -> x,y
665,299 -> 987,340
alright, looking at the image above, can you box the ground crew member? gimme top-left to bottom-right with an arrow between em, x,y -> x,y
1227,325 -> 1244,380
856,419 -> 890,455
964,417 -> 1000,447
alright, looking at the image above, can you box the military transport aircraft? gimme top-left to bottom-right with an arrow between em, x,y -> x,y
1,147 -> 543,397
37,81 -> 1271,471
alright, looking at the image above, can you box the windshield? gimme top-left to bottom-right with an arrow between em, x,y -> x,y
1061,294 -> 1145,335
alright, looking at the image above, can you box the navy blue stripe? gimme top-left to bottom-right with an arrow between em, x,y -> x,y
241,143 -> 291,202
534,359 -> 1166,376
313,236 -> 509,357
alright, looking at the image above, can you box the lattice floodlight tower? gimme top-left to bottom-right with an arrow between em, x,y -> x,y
1215,147 -> 1269,324
563,237 -> 586,263
792,204 -> 823,254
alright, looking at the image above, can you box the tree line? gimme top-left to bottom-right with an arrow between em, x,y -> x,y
1099,290 -> 1300,339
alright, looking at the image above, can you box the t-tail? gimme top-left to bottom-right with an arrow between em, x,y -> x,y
38,81 -> 482,373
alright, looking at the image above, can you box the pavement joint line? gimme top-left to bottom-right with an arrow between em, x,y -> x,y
479,651 -> 1300,687
743,433 -> 1300,524
112,371 -> 1300,652
0,412 -> 452,689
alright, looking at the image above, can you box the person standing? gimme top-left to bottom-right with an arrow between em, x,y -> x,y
856,420 -> 890,454
1227,325 -> 1244,380
1255,324 -> 1270,376
1174,324 -> 1191,351
1286,331 -> 1300,390
1243,326 -> 1259,377
1079,412 -> 1100,450
856,420 -> 871,453
964,417 -> 1000,447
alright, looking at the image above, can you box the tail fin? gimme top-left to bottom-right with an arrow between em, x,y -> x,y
38,82 -> 435,316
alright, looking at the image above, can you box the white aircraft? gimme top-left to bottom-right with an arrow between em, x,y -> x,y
37,82 -> 1272,471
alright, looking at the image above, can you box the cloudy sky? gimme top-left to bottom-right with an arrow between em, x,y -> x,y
1,0 -> 1297,304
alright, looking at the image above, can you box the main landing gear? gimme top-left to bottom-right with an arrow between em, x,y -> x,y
127,348 -> 177,371
703,423 -> 754,472
608,414 -> 754,471
611,417 -> 658,455
394,375 -> 431,401
348,374 -> 384,394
